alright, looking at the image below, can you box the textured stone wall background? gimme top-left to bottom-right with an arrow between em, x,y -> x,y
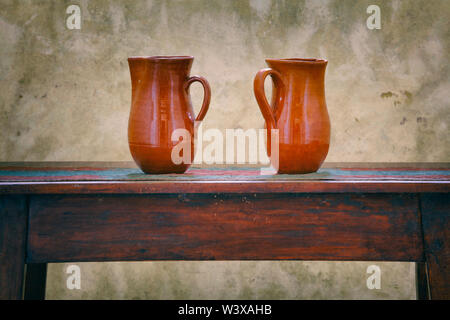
1,0 -> 449,299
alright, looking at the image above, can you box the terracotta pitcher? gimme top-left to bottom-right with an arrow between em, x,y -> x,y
254,58 -> 330,174
128,56 -> 211,173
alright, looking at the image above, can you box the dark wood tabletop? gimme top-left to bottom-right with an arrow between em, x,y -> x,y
0,162 -> 448,300
0,162 -> 448,194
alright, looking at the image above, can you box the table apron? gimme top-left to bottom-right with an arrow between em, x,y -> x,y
26,193 -> 424,263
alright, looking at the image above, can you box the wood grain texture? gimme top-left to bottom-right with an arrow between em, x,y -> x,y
1,180 -> 448,194
0,196 -> 27,300
1,162 -> 448,194
27,193 -> 423,263
420,193 -> 450,299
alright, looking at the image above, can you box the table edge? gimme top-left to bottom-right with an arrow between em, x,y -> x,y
1,180 -> 449,194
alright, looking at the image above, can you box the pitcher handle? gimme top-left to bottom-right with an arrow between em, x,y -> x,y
253,68 -> 284,130
185,76 -> 211,123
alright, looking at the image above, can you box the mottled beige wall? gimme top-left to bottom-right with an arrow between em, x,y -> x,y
46,261 -> 416,300
1,0 -> 449,299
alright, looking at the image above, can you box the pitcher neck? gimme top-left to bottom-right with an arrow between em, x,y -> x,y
266,58 -> 327,82
128,56 -> 193,81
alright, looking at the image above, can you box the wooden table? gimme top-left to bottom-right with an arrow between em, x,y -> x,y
0,162 -> 448,300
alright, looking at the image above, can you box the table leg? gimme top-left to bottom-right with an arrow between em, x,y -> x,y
420,193 -> 450,299
0,196 -> 28,300
416,262 -> 430,299
24,263 -> 47,300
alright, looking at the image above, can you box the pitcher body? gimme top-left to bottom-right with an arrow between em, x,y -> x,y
128,56 -> 210,173
254,58 -> 330,173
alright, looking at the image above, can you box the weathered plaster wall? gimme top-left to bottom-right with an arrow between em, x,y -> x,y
47,261 -> 416,300
1,0 -> 449,299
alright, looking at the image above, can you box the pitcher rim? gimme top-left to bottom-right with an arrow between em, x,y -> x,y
128,55 -> 194,63
266,58 -> 327,65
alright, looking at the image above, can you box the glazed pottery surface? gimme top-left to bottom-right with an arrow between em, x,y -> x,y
254,58 -> 330,174
128,56 -> 210,173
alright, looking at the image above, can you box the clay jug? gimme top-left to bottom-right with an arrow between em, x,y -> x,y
254,58 -> 330,174
128,56 -> 211,173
